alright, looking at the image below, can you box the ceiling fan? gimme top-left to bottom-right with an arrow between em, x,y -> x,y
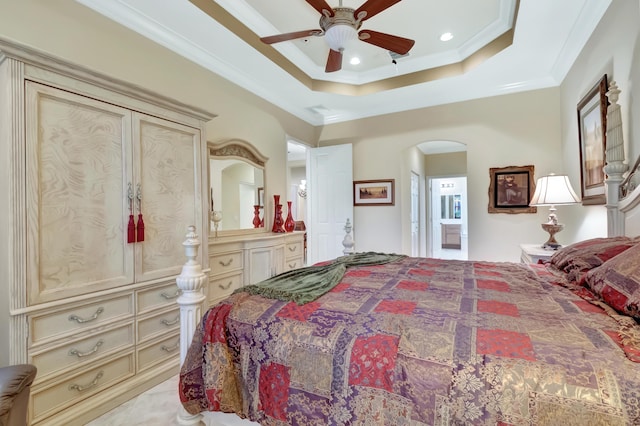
259,0 -> 415,73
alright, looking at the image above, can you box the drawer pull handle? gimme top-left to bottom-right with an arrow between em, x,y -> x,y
288,263 -> 297,269
161,342 -> 179,352
160,290 -> 181,300
69,307 -> 104,324
69,370 -> 104,392
161,316 -> 180,326
219,281 -> 233,290
219,258 -> 233,267
288,245 -> 297,252
69,340 -> 104,358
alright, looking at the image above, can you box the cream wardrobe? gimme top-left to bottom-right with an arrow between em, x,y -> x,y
0,39 -> 214,425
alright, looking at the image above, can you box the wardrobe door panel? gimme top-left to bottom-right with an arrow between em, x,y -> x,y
133,113 -> 202,282
25,82 -> 134,305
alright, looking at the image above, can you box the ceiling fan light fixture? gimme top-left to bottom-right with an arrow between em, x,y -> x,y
350,56 -> 361,65
324,24 -> 357,51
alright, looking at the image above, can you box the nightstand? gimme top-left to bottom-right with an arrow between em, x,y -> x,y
520,243 -> 555,264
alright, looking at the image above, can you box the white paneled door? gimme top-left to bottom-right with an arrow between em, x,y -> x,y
306,144 -> 353,265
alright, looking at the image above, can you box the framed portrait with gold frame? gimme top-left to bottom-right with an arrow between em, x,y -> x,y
488,165 -> 537,214
577,74 -> 608,205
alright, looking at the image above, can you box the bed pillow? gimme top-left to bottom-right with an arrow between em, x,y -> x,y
583,242 -> 640,319
549,236 -> 638,283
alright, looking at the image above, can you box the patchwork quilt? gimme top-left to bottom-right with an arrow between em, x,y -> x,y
179,257 -> 640,425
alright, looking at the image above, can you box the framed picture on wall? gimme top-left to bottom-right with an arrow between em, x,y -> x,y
488,165 -> 537,214
354,179 -> 395,206
577,74 -> 608,205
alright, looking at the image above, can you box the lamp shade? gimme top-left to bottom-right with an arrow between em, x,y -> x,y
324,24 -> 357,51
529,174 -> 580,206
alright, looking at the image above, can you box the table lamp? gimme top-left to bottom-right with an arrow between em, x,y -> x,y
529,174 -> 580,249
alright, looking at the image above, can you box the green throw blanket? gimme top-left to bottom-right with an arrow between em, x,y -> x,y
235,251 -> 406,305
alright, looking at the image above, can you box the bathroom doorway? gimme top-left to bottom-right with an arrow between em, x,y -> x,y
429,176 -> 468,260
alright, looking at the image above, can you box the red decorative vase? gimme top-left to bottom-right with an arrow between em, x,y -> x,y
284,201 -> 295,232
272,195 -> 285,233
253,205 -> 261,228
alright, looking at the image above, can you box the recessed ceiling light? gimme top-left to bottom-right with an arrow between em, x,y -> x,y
440,32 -> 453,42
350,57 -> 361,65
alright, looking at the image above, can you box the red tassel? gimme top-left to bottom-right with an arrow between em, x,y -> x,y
136,213 -> 145,242
127,214 -> 136,243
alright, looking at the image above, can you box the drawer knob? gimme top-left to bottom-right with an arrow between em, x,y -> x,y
68,307 -> 104,324
69,370 -> 104,392
69,339 -> 104,358
219,281 -> 233,290
161,342 -> 179,352
160,290 -> 181,300
161,316 -> 180,326
288,246 -> 297,252
219,258 -> 234,267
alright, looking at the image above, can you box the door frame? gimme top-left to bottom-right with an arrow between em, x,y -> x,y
427,175 -> 468,260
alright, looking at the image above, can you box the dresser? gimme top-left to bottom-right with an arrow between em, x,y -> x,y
0,40 -> 214,425
207,232 -> 306,305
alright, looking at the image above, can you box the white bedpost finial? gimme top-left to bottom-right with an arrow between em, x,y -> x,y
604,81 -> 628,237
605,81 -> 626,165
342,218 -> 355,255
176,225 -> 206,425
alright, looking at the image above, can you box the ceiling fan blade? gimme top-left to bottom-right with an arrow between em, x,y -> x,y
358,30 -> 415,55
306,0 -> 335,16
354,0 -> 402,22
260,29 -> 322,44
325,48 -> 343,73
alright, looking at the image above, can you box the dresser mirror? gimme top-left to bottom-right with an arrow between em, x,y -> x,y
209,139 -> 268,236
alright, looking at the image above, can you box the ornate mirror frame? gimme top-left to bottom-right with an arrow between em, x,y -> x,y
208,139 -> 269,238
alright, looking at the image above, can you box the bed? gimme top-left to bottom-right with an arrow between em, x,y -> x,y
175,83 -> 640,425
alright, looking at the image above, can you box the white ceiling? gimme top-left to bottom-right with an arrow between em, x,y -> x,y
224,0 -> 513,80
74,0 -> 610,126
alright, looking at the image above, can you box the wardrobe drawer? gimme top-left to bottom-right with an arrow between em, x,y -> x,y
210,251 -> 243,276
30,352 -> 135,423
29,294 -> 134,347
137,281 -> 181,314
30,323 -> 134,382
137,333 -> 180,373
137,308 -> 180,343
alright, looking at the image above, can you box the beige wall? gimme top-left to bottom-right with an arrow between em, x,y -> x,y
0,0 -> 318,217
318,1 -> 640,259
1,0 -> 638,263
319,88 -> 563,261
560,0 -> 640,241
425,152 -> 467,177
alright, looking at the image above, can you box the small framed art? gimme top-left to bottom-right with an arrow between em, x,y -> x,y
577,74 -> 608,205
354,179 -> 395,206
488,165 -> 537,214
